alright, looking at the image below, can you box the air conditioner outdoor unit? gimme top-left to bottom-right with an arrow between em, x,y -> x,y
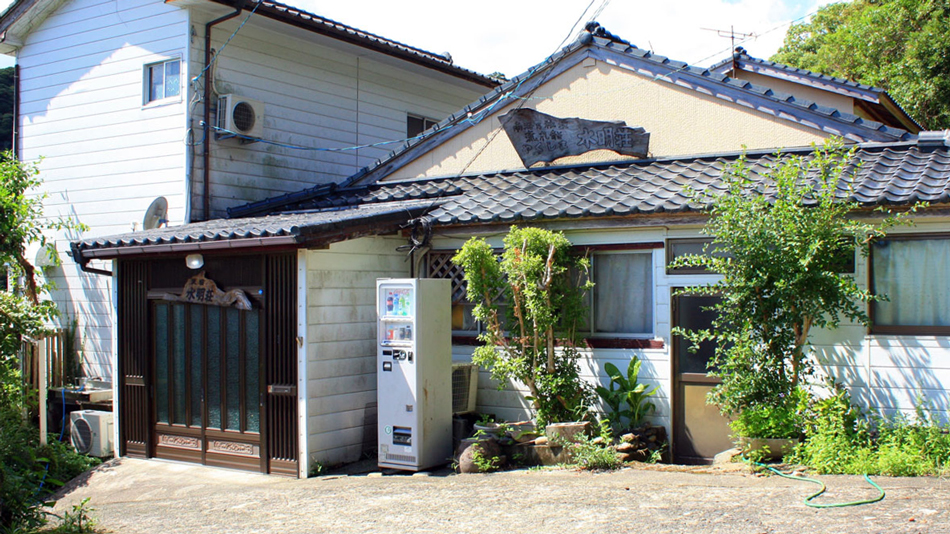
451,363 -> 478,414
70,410 -> 114,457
216,94 -> 264,140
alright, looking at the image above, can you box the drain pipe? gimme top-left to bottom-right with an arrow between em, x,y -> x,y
202,0 -> 247,220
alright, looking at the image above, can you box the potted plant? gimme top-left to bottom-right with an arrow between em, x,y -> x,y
731,388 -> 808,461
595,356 -> 658,432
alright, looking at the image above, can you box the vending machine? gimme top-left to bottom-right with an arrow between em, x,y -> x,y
376,278 -> 452,471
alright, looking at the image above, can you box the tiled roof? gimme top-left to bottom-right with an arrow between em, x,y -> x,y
72,200 -> 436,257
339,23 -> 914,188
253,142 -> 950,227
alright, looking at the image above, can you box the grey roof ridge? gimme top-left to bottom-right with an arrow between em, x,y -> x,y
339,25 -> 912,189
709,50 -> 882,94
709,50 -> 922,130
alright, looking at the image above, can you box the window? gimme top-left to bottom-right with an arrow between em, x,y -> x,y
589,252 -> 653,336
667,238 -> 719,275
871,235 -> 950,335
407,114 -> 438,138
145,59 -> 181,103
667,237 -> 853,274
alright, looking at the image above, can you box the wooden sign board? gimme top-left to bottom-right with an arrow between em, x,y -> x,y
500,108 -> 650,167
162,271 -> 253,310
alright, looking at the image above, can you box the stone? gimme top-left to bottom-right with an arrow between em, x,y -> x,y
621,433 -> 635,443
458,438 -> 503,474
712,447 -> 742,466
616,442 -> 635,453
592,437 -> 605,446
534,436 -> 549,445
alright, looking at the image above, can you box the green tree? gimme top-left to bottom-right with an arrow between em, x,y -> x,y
453,226 -> 594,426
771,0 -> 950,129
671,140 -> 918,416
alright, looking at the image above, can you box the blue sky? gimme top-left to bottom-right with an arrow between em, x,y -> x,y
0,0 -> 832,75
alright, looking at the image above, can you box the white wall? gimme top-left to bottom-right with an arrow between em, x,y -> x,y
188,12 -> 489,219
304,236 -> 409,470
435,220 -> 950,435
19,0 -> 190,380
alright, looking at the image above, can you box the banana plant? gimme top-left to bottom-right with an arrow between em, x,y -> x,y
595,356 -> 658,430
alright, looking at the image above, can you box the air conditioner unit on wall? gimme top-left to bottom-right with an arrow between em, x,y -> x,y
451,363 -> 478,414
216,94 -> 264,140
70,410 -> 114,457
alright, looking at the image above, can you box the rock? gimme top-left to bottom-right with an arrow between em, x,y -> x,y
458,438 -> 503,474
621,433 -> 635,443
712,447 -> 741,466
616,442 -> 635,453
592,437 -> 605,446
534,436 -> 548,445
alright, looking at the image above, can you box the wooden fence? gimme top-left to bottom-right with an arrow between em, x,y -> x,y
21,328 -> 72,391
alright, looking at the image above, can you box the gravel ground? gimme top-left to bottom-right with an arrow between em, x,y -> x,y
49,458 -> 950,534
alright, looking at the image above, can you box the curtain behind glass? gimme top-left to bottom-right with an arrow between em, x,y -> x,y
873,239 -> 950,327
593,253 -> 653,334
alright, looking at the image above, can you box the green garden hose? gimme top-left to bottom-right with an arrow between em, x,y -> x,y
746,458 -> 885,508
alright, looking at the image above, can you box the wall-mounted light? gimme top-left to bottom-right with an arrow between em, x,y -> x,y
185,254 -> 204,270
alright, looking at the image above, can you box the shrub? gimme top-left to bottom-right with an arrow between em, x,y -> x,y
730,388 -> 809,439
789,385 -> 950,476
453,227 -> 595,426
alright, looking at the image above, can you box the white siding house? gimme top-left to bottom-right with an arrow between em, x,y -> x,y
1,0 -> 495,381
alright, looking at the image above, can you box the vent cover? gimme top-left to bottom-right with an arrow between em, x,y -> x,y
451,363 -> 478,414
71,419 -> 93,454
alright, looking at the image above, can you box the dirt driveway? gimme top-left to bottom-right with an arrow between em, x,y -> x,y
51,458 -> 948,534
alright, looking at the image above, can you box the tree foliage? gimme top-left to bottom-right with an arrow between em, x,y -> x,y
671,140 -> 918,416
453,226 -> 594,426
771,0 -> 950,129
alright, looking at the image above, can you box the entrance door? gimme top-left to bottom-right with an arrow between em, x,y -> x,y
671,293 -> 732,464
151,302 -> 264,472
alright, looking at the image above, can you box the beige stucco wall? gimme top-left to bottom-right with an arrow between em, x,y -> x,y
735,71 -> 855,115
388,59 -> 831,181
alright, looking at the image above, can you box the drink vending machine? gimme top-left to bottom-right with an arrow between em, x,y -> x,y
376,278 -> 452,471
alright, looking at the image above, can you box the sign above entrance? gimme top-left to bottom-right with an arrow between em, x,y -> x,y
163,271 -> 253,310
499,108 -> 650,167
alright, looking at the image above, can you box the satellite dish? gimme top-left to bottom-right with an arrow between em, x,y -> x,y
34,242 -> 57,267
143,197 -> 169,230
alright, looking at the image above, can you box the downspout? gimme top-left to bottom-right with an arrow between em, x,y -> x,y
13,63 -> 19,158
202,0 -> 247,220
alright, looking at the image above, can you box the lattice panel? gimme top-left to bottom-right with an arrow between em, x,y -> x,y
426,251 -> 467,303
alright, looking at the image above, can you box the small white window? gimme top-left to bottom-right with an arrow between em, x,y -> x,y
145,59 -> 181,103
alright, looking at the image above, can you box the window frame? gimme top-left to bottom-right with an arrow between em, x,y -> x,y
407,114 -> 438,138
586,248 -> 656,338
143,57 -> 183,106
869,232 -> 950,336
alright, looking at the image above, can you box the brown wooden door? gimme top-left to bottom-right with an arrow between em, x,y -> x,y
151,302 -> 264,472
117,261 -> 150,457
671,293 -> 733,464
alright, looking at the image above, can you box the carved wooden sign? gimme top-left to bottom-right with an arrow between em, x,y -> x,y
499,108 -> 650,167
163,271 -> 252,310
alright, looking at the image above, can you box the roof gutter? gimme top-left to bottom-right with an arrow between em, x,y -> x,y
76,235 -> 299,260
69,242 -> 113,277
203,0 -> 247,221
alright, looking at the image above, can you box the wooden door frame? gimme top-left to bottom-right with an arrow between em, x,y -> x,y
670,289 -> 725,463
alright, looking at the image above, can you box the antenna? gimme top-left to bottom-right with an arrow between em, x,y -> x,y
143,197 -> 169,230
701,25 -> 757,54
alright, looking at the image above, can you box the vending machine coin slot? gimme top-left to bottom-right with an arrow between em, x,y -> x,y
382,362 -> 392,372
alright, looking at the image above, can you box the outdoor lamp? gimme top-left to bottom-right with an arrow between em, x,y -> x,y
185,253 -> 204,269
